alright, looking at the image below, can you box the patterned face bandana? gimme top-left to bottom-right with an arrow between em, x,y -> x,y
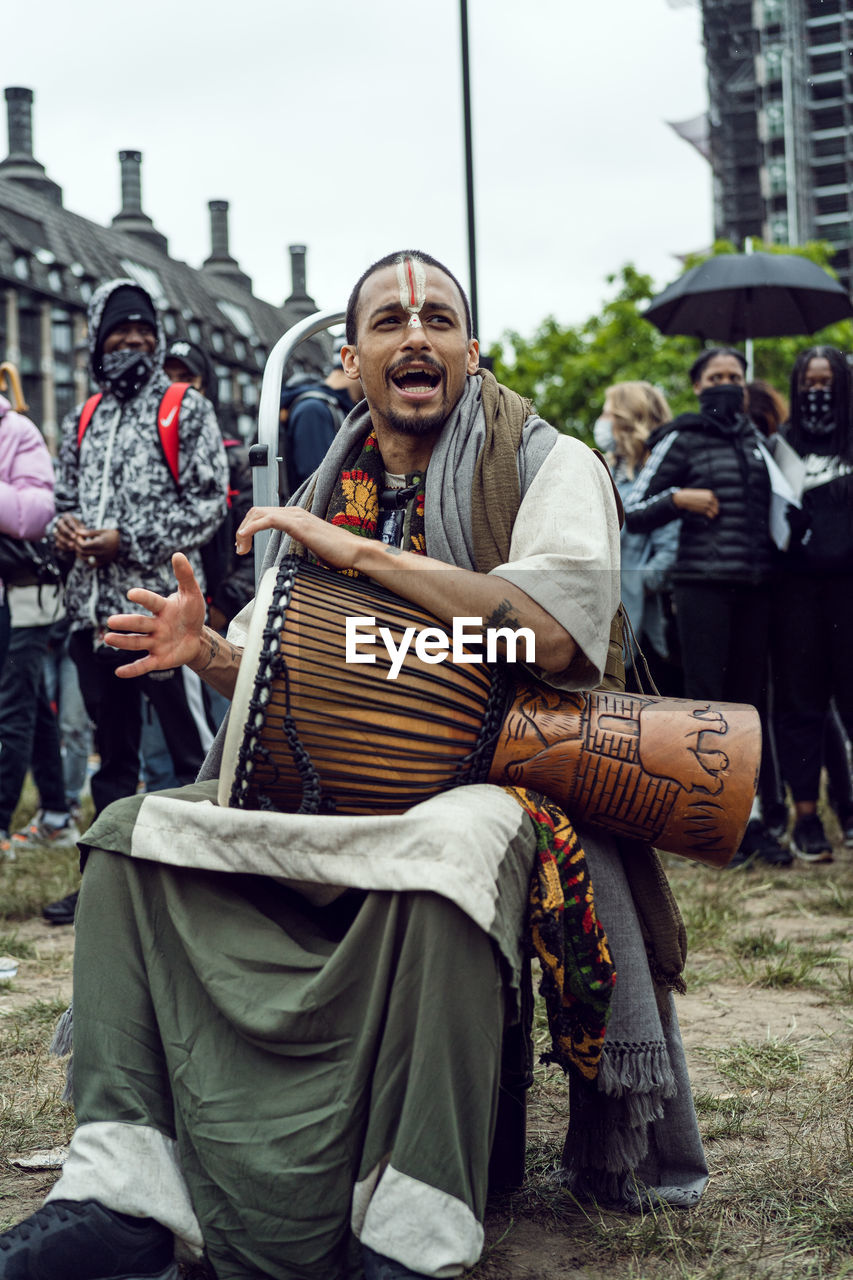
799,386 -> 835,435
101,349 -> 155,402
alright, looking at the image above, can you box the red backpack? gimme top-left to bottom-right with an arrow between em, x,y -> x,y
77,382 -> 191,488
78,384 -> 236,601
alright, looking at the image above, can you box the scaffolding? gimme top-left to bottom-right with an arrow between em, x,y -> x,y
700,0 -> 853,289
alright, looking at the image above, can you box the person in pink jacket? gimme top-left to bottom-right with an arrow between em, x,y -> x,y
0,393 -> 56,672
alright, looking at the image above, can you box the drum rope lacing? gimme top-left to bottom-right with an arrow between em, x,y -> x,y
229,560 -> 331,814
450,664 -> 511,787
229,557 -> 515,810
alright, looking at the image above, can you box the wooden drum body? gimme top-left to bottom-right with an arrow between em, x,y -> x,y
220,559 -> 505,817
489,681 -> 759,868
220,559 -> 761,867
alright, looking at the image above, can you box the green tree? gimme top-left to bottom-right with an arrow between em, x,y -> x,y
489,241 -> 853,440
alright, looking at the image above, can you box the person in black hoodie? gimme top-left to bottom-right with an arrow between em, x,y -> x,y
624,347 -> 790,867
772,346 -> 853,863
279,345 -> 363,495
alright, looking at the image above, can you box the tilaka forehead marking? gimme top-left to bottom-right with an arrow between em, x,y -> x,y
396,257 -> 427,328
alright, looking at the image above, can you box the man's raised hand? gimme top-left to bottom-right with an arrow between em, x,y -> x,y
104,552 -> 206,678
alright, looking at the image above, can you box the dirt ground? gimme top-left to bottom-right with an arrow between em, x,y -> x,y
0,915 -> 74,1015
2,851 -> 852,1278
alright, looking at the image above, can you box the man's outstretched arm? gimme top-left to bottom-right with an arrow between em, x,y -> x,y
236,506 -> 577,675
104,552 -> 243,699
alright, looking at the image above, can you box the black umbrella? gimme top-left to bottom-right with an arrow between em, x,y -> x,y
643,251 -> 853,342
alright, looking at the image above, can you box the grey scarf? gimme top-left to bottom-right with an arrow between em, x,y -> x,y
286,373 -> 555,569
558,837 -> 707,1207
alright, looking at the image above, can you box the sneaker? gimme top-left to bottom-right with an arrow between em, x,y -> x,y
728,819 -> 763,869
836,806 -> 853,849
791,814 -> 834,864
42,889 -> 79,926
762,802 -> 790,844
758,829 -> 794,867
6,811 -> 80,853
0,1198 -> 179,1279
0,829 -> 13,862
363,1245 -> 433,1279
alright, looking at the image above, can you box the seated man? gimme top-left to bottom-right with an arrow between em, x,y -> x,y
0,252 -> 706,1280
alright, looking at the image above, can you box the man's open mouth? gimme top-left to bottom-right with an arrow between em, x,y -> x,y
390,364 -> 443,399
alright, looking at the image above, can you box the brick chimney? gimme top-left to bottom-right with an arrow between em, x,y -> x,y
287,244 -> 308,299
202,200 -> 252,290
283,243 -> 318,320
0,87 -> 62,205
111,150 -> 168,254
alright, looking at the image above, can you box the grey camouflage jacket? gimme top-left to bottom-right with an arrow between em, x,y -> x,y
53,279 -> 229,631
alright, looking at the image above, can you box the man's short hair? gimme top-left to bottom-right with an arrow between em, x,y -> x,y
345,251 -> 473,345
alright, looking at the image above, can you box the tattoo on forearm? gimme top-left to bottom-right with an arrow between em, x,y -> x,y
380,543 -> 404,556
197,633 -> 220,672
484,598 -> 522,631
196,632 -> 240,674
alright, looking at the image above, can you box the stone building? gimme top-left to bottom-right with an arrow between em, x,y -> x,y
0,86 -> 328,449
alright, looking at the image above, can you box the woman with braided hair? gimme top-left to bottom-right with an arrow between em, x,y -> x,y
772,346 -> 853,863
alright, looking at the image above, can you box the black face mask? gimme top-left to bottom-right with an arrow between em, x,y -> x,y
100,348 -> 155,402
798,386 -> 835,435
698,383 -> 745,430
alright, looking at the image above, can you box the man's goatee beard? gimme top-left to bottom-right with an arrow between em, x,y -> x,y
384,407 -> 447,436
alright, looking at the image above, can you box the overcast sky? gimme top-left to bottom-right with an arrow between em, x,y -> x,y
6,0 -> 711,348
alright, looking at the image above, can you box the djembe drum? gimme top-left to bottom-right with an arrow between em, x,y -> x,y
219,558 -> 761,868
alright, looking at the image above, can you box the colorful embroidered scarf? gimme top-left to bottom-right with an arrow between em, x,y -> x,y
326,431 -> 425,554
320,431 -> 615,1079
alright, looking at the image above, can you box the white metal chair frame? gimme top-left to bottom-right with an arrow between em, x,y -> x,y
250,308 -> 346,583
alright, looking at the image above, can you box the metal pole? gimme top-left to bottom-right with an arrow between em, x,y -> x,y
460,0 -> 480,338
744,236 -> 754,380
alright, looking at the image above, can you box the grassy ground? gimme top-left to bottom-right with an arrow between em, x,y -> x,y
1,786 -> 852,1278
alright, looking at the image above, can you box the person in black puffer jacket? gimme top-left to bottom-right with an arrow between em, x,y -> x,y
624,347 -> 789,868
773,346 -> 853,864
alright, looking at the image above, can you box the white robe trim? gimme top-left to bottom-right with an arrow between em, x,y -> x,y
353,1162 -> 482,1277
46,1121 -> 204,1258
129,784 -> 530,940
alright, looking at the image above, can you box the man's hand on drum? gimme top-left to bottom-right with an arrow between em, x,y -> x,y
104,552 -> 206,678
235,506 -> 576,673
236,507 -> 368,572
